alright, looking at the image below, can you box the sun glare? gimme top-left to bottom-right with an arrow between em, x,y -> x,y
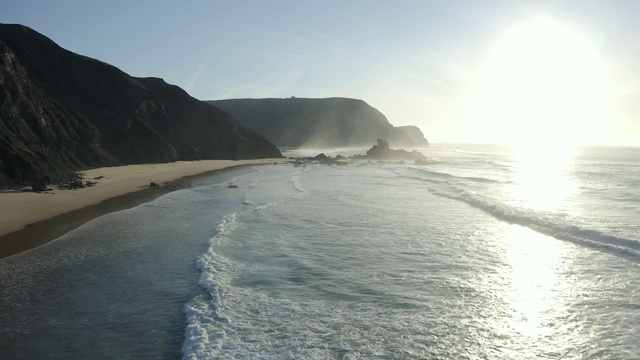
498,224 -> 575,342
507,144 -> 577,212
465,16 -> 612,148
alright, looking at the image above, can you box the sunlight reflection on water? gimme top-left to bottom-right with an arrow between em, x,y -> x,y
506,145 -> 578,212
493,223 -> 580,357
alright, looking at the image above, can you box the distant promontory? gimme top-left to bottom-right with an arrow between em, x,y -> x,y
208,98 -> 429,148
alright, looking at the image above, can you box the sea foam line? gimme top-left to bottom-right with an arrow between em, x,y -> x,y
406,167 -> 508,184
182,213 -> 239,360
182,169 -> 306,359
430,185 -> 640,261
291,174 -> 307,194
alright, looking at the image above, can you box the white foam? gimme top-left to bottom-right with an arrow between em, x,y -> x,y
430,184 -> 640,260
406,167 -> 507,184
183,213 -> 239,359
291,174 -> 306,194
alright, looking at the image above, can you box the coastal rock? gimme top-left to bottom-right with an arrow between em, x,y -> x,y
314,153 -> 329,161
366,139 -> 391,158
149,182 -> 160,188
59,180 -> 83,190
31,178 -> 48,192
364,139 -> 427,160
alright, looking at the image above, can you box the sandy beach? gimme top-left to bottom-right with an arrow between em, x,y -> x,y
0,159 -> 284,257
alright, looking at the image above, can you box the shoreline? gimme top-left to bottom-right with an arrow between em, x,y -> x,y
0,159 -> 285,259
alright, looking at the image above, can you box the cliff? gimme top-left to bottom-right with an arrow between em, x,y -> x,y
208,97 -> 429,148
0,24 -> 282,186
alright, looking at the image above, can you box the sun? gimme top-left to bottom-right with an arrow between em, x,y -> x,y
465,16 -> 612,148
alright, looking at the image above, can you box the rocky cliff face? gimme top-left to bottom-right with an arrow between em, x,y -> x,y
208,98 -> 429,148
0,24 -> 281,187
396,126 -> 429,147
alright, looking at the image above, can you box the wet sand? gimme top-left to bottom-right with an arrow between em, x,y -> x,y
0,159 -> 285,258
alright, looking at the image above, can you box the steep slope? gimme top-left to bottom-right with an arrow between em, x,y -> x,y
0,24 -> 281,186
209,97 -> 430,148
0,39 -> 113,184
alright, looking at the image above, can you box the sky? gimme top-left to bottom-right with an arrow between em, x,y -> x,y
3,0 -> 640,145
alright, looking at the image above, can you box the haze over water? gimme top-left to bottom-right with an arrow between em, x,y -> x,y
1,144 -> 639,359
5,1 -> 640,146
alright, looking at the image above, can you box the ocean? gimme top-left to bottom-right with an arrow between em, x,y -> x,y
1,143 -> 639,359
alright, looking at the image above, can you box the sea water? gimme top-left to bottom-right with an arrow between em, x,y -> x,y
1,144 -> 640,359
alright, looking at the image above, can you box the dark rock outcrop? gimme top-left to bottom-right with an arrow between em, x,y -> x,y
0,24 -> 282,187
208,98 -> 429,148
357,139 -> 426,160
31,178 -> 48,192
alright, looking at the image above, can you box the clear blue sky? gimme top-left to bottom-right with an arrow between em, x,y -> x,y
3,0 -> 640,144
